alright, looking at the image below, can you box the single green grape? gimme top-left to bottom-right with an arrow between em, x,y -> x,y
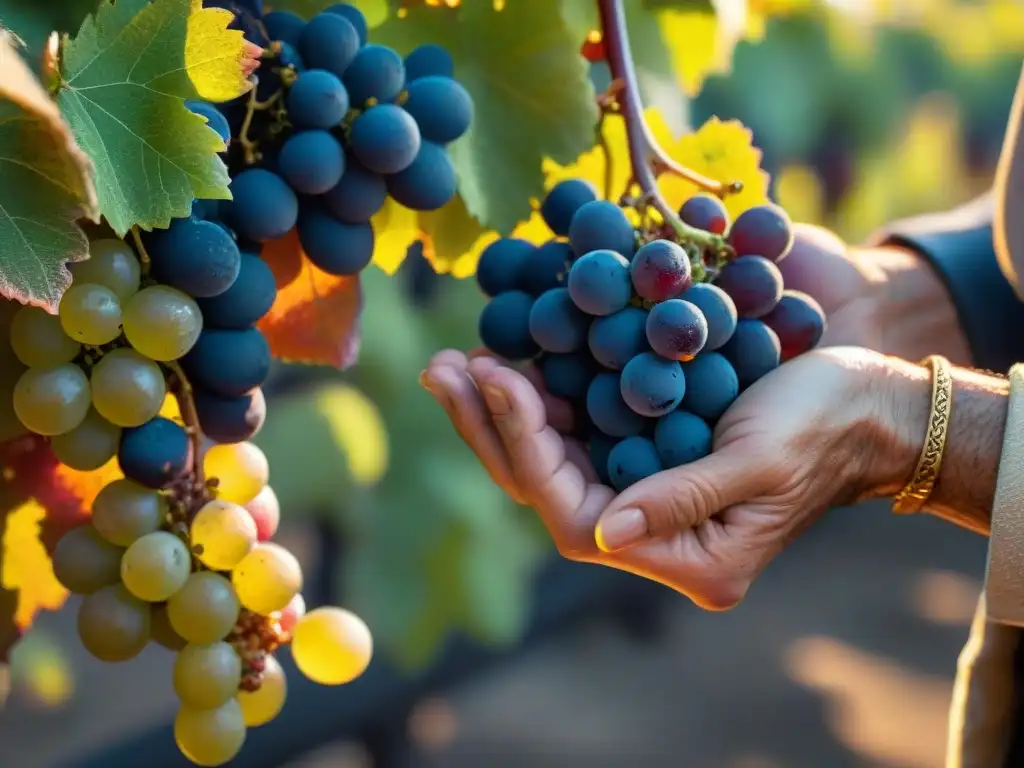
291,606 -> 373,686
70,238 -> 142,301
190,499 -> 257,571
90,347 -> 167,427
50,408 -> 121,471
9,305 -> 81,368
59,283 -> 123,345
77,583 -> 151,662
167,571 -> 240,645
174,699 -> 246,767
122,285 -> 202,362
231,543 -> 302,616
92,478 -> 168,547
52,524 -> 123,595
173,641 -> 243,709
121,531 -> 192,603
12,364 -> 91,436
237,654 -> 286,727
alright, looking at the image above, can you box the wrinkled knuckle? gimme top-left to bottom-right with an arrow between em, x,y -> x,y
652,474 -> 721,535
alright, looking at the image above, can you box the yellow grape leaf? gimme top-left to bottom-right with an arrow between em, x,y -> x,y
0,421 -> 123,659
658,116 -> 771,220
185,0 -> 258,102
657,5 -> 743,97
418,195 -> 492,276
258,230 -> 363,368
313,386 -> 388,486
51,459 -> 123,519
371,199 -> 420,276
1,501 -> 66,630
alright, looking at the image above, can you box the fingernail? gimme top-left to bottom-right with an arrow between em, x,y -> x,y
480,384 -> 510,415
418,370 -> 438,396
595,508 -> 648,553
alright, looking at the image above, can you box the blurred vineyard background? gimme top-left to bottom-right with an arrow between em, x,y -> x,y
1,0 -> 1021,765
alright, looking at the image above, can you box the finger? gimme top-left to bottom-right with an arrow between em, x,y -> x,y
468,352 -> 576,434
594,526 -> 754,611
420,363 -> 525,505
593,446 -> 775,553
429,348 -> 470,369
777,224 -> 849,295
468,363 -> 612,557
564,438 -> 598,484
520,364 -> 575,434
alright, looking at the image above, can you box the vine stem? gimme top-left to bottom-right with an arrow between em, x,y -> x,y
239,86 -> 281,166
596,0 -> 733,259
129,226 -> 150,274
166,360 -> 207,505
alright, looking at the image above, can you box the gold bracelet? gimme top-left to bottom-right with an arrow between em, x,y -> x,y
892,354 -> 953,515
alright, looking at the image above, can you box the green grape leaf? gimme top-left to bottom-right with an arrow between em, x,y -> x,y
57,0 -> 241,236
0,32 -> 97,310
0,0 -> 99,64
374,0 -> 598,234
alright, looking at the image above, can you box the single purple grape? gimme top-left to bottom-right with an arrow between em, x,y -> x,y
630,240 -> 691,302
679,195 -> 729,235
645,299 -> 708,361
762,290 -> 826,361
714,255 -> 783,318
727,204 -> 794,263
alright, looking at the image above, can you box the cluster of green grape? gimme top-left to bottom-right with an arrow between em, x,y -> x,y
6,237 -> 373,767
9,238 -> 193,470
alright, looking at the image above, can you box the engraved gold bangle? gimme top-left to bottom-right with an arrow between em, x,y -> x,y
892,354 -> 953,515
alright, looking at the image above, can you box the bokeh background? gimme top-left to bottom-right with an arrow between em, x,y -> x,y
1,0 -> 1022,765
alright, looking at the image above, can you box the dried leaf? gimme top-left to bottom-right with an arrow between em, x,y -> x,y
258,230 -> 363,368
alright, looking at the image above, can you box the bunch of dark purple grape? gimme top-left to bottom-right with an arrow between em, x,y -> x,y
476,181 -> 826,491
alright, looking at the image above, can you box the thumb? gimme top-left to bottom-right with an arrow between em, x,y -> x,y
594,445 -> 773,553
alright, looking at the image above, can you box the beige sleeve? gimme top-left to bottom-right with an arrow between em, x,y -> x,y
984,363 -> 1024,624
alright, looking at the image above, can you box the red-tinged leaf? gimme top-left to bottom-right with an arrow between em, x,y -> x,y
258,230 -> 363,369
0,435 -> 122,660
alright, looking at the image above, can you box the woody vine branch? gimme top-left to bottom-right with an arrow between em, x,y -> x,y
596,0 -> 739,267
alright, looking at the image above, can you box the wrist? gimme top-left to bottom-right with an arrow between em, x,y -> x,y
851,352 -> 932,501
864,244 -> 973,366
853,351 -> 1009,532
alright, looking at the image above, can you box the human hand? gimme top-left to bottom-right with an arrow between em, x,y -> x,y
780,225 -> 971,364
421,345 -> 923,609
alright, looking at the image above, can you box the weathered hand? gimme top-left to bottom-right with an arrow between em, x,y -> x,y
421,345 -> 908,610
780,224 -> 971,363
